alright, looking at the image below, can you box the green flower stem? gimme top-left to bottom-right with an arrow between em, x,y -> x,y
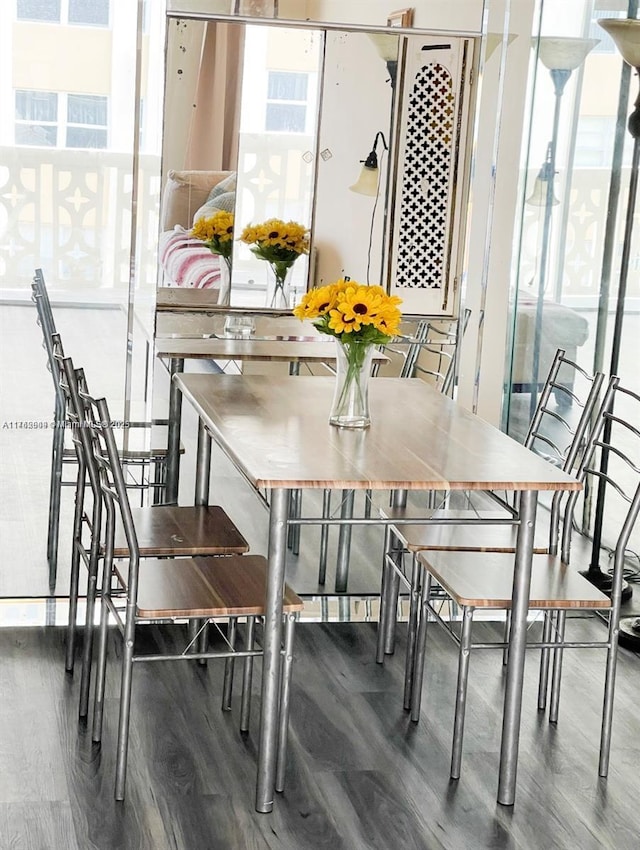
332,340 -> 371,421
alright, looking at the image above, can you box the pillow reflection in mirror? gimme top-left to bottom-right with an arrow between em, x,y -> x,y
160,169 -> 234,231
192,191 -> 236,225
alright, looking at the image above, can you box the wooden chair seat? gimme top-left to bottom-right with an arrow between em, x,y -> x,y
111,505 -> 249,557
112,554 -> 303,619
417,549 -> 612,610
382,507 -> 550,554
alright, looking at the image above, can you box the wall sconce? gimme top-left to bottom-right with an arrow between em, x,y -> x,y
349,131 -> 389,196
526,144 -> 560,207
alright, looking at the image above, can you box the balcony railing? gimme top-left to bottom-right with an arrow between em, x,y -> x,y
0,145 -> 161,299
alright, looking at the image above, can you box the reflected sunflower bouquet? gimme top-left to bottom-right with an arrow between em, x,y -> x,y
192,210 -> 235,275
240,218 -> 310,308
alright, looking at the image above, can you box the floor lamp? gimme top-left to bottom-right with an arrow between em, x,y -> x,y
585,17 -> 640,646
528,37 -> 598,420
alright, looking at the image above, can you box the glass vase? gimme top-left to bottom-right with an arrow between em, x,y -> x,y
329,339 -> 374,428
217,256 -> 232,306
266,262 -> 293,309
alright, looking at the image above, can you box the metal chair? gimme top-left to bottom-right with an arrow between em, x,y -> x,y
57,350 -> 250,722
411,377 -> 639,781
83,388 -> 303,800
377,350 -> 605,702
31,269 -> 172,589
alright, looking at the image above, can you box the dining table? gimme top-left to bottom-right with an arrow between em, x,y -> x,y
171,373 -> 581,813
156,332 -> 386,503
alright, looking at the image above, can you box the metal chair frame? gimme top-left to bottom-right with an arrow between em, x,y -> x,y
377,349 -> 605,674
410,377 -> 639,781
31,270 -> 168,589
83,390 -> 301,800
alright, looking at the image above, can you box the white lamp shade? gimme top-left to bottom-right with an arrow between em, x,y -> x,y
537,36 -> 599,71
349,166 -> 379,196
367,32 -> 399,63
598,18 -> 640,68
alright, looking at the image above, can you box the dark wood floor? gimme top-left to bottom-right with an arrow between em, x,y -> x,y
0,617 -> 638,850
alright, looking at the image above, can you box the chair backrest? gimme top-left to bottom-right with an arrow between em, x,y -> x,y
86,392 -> 141,573
561,378 -> 640,593
56,350 -> 104,505
31,274 -> 63,410
376,310 -> 470,392
524,349 -> 603,468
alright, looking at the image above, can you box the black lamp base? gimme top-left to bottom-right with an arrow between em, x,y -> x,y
618,615 -> 640,652
579,567 -> 633,604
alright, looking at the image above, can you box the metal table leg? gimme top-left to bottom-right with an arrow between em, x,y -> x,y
256,487 -> 288,813
498,489 -> 537,805
165,356 -> 184,504
335,489 -> 355,593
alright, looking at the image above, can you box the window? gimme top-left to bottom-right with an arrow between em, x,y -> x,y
15,90 -> 108,149
66,94 -> 108,148
265,71 -> 308,133
68,0 -> 109,26
17,0 -> 109,26
15,90 -> 58,146
17,0 -> 60,21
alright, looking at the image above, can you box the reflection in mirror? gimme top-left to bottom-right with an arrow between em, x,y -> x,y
231,25 -> 322,305
160,19 -> 401,309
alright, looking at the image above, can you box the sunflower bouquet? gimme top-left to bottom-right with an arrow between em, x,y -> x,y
294,279 -> 402,427
240,218 -> 310,308
192,210 -> 235,272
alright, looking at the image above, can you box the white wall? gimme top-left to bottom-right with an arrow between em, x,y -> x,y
305,1 -> 485,32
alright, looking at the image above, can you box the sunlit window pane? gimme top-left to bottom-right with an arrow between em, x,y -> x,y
68,0 -> 109,26
16,0 -> 60,21
67,94 -> 107,125
66,126 -> 107,148
16,90 -> 58,122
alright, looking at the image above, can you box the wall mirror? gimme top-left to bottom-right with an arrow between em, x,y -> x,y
159,14 -> 476,316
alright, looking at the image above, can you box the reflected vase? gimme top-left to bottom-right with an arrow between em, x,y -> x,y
217,256 -> 231,306
266,262 -> 293,310
329,338 -> 374,429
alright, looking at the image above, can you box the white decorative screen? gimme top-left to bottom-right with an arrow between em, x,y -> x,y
388,36 -> 473,316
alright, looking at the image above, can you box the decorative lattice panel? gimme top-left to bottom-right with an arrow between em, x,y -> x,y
388,38 -> 473,316
395,63 -> 454,291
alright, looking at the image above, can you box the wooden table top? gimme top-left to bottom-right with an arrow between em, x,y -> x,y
156,336 -> 388,363
174,374 -> 582,493
155,288 -> 293,314
155,312 -> 320,341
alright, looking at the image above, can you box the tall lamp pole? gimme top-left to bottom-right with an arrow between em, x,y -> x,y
585,18 -> 640,647
528,38 -> 598,421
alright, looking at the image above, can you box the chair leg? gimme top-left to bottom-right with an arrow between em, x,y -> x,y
403,554 -> 422,711
222,618 -> 237,711
317,489 -> 331,586
451,606 -> 474,780
502,610 -> 511,666
114,611 -> 137,801
376,526 -> 393,663
549,610 -> 566,724
65,462 -> 86,673
537,611 -> 553,711
379,528 -> 402,659
78,504 -> 102,720
599,612 -> 620,777
290,489 -> 301,556
410,569 -> 432,723
47,412 -> 65,589
275,613 -> 296,794
240,617 -> 256,733
92,579 -> 111,743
